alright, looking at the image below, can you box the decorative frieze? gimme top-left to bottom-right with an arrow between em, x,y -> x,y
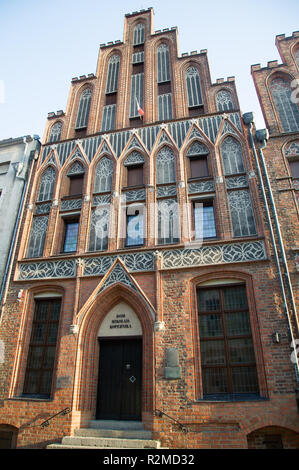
92,194 -> 111,206
188,180 -> 215,194
121,189 -> 146,202
225,175 -> 248,189
60,198 -> 82,212
83,251 -> 155,276
35,203 -> 51,215
18,259 -> 77,280
157,185 -> 177,198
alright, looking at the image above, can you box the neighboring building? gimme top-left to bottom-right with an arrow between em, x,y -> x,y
0,135 -> 40,310
0,9 -> 298,449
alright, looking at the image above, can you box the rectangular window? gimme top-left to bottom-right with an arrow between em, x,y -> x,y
197,285 -> 259,399
63,219 -> 79,253
126,207 -> 144,247
158,93 -> 172,121
190,157 -> 209,179
69,175 -> 84,196
289,160 -> 299,178
101,104 -> 116,132
127,165 -> 144,187
228,190 -> 256,237
27,216 -> 48,258
158,199 -> 180,245
23,299 -> 61,398
194,200 -> 216,239
130,73 -> 144,118
132,52 -> 144,64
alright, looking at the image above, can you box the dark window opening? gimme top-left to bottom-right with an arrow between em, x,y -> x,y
105,92 -> 117,105
190,156 -> 209,179
69,175 -> 84,196
289,160 -> 299,178
158,81 -> 171,95
189,105 -> 204,117
264,435 -> 283,449
23,299 -> 61,398
132,63 -> 144,74
127,165 -> 144,187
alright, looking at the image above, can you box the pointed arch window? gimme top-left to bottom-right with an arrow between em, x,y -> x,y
106,55 -> 120,94
157,44 -> 171,83
216,90 -> 234,112
133,23 -> 145,46
221,137 -> 245,175
75,88 -> 92,130
186,67 -> 203,108
49,122 -> 62,143
156,147 -> 176,184
89,204 -> 109,251
270,77 -> 299,132
27,216 -> 49,258
94,157 -> 113,193
37,167 -> 56,202
67,161 -> 85,196
158,199 -> 179,244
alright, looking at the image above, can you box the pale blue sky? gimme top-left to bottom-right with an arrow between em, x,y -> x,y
0,0 -> 298,141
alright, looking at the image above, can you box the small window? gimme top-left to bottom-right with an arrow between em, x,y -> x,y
126,208 -> 144,247
69,175 -> 84,196
264,435 -> 283,449
62,218 -> 79,253
289,160 -> 299,178
194,200 -> 216,239
127,165 -> 144,187
190,157 -> 209,179
23,299 -> 61,398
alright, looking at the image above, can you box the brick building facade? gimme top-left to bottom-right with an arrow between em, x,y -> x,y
0,9 -> 298,449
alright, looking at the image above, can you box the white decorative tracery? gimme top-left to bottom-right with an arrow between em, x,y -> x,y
228,190 -> 256,237
124,151 -> 145,167
186,141 -> 209,157
94,157 -> 113,193
270,77 -> 299,132
156,147 -> 176,184
106,55 -> 120,94
67,161 -> 85,176
75,88 -> 92,129
49,122 -> 62,143
221,137 -> 245,175
27,216 -> 49,258
37,167 -> 56,202
157,44 -> 170,83
133,23 -> 145,46
89,205 -> 110,251
216,90 -> 234,112
186,67 -> 203,107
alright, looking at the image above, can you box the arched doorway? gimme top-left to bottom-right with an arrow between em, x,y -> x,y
0,425 -> 18,449
96,302 -> 143,420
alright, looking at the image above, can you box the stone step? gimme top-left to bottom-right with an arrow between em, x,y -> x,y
75,428 -> 152,439
48,436 -> 161,449
47,444 -> 161,449
88,420 -> 144,430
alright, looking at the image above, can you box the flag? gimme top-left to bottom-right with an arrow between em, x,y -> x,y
135,97 -> 144,118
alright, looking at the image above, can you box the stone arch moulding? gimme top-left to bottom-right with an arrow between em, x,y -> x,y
71,259 -> 156,420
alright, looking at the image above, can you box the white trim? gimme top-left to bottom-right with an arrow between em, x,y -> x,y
34,292 -> 62,298
198,278 -> 244,287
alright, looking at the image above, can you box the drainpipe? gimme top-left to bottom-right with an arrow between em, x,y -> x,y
243,112 -> 299,381
0,136 -> 40,321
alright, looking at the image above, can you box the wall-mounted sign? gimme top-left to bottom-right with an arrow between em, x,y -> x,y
98,302 -> 142,337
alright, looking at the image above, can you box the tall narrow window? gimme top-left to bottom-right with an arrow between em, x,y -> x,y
106,55 -> 120,94
126,206 -> 144,246
228,190 -> 256,237
130,73 -> 144,118
221,137 -> 245,175
63,218 -> 79,252
27,216 -> 48,258
133,23 -> 145,46
89,205 -> 109,251
194,200 -> 216,239
37,167 -> 56,202
156,147 -> 176,184
158,93 -> 172,121
94,157 -> 113,193
157,44 -> 170,83
101,104 -> 116,132
49,122 -> 62,143
187,142 -> 210,179
23,299 -> 61,398
75,88 -> 92,129
186,67 -> 203,108
216,90 -> 234,112
270,77 -> 299,132
67,162 -> 85,196
158,199 -> 179,244
197,285 -> 259,398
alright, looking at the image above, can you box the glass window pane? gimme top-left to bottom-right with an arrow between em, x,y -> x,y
197,289 -> 220,312
225,311 -> 251,336
43,347 -> 56,369
199,314 -> 223,338
31,323 -> 47,344
35,302 -> 49,321
63,222 -> 79,252
202,368 -> 228,394
228,338 -> 255,364
50,301 -> 61,321
200,340 -> 226,365
47,324 -> 59,344
24,371 -> 40,394
231,366 -> 259,393
40,371 -> 52,395
126,212 -> 143,246
28,347 -> 43,369
223,286 -> 248,310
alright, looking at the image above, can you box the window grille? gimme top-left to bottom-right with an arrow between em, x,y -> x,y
49,122 -> 62,143
94,157 -> 113,193
130,73 -> 144,118
158,199 -> 179,244
63,219 -> 79,252
157,44 -> 171,83
216,90 -> 234,112
101,104 -> 116,132
133,23 -> 145,45
194,201 -> 216,239
221,137 -> 245,175
105,55 -> 120,94
158,93 -> 172,121
270,77 -> 299,132
37,167 -> 56,202
75,88 -> 92,129
27,216 -> 48,258
156,147 -> 176,184
89,205 -> 109,251
23,299 -> 61,397
197,285 -> 259,397
132,52 -> 144,64
228,190 -> 256,237
186,67 -> 203,107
